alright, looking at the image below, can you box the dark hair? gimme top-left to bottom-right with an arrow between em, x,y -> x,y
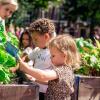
29,18 -> 55,37
19,30 -> 33,50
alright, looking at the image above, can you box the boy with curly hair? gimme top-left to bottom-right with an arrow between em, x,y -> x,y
25,18 -> 56,100
11,18 -> 56,100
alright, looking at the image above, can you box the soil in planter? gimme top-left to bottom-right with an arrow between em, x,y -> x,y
10,69 -> 31,84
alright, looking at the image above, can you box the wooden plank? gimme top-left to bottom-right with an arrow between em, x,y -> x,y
78,77 -> 100,100
0,84 -> 39,100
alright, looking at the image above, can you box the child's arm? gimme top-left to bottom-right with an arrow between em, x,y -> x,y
35,80 -> 48,85
9,54 -> 28,73
26,74 -> 48,85
19,60 -> 58,82
10,53 -> 34,73
25,74 -> 36,81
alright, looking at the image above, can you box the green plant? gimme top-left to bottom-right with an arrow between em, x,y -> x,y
0,31 -> 19,84
75,38 -> 100,76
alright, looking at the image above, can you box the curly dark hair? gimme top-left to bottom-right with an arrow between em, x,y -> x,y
29,18 -> 55,37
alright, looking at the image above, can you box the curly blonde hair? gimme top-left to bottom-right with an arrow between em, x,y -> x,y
48,34 -> 80,69
29,18 -> 56,37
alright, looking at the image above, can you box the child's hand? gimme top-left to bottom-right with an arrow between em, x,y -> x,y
19,59 -> 29,73
9,67 -> 18,73
9,63 -> 19,73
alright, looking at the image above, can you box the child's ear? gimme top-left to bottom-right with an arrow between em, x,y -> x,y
45,33 -> 50,40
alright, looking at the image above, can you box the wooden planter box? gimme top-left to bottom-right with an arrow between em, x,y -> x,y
71,75 -> 100,100
0,84 -> 39,100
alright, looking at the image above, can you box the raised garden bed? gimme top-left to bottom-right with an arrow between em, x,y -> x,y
71,38 -> 100,100
71,75 -> 100,100
0,83 -> 39,100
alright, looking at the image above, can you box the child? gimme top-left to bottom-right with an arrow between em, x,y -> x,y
10,29 -> 34,70
10,30 -> 34,83
12,18 -> 56,100
0,0 -> 18,37
19,29 -> 34,55
19,34 -> 80,100
28,18 -> 56,100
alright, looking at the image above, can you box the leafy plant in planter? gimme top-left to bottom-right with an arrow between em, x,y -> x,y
0,31 -> 19,84
75,38 -> 100,76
